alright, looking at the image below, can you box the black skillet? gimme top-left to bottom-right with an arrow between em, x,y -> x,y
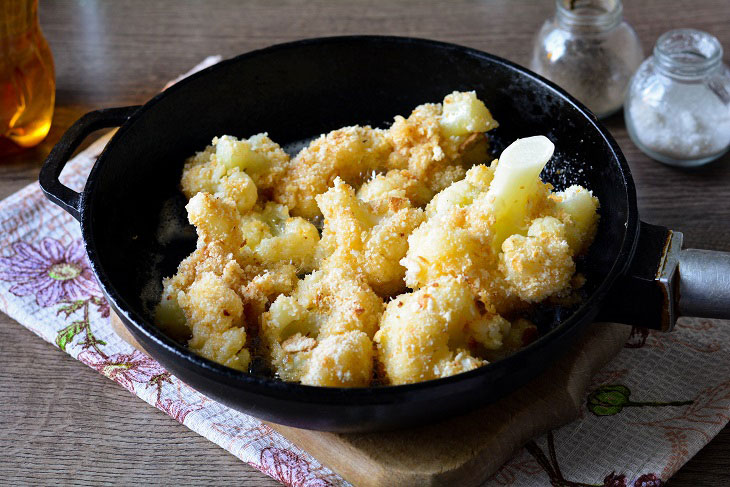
39,36 -> 730,432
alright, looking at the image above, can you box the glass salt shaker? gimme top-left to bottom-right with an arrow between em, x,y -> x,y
625,29 -> 730,167
530,0 -> 643,119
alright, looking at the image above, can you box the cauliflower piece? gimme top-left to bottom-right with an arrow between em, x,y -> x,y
425,163 -> 495,218
274,126 -> 393,219
550,185 -> 600,254
240,202 -> 320,272
402,210 -> 487,289
181,134 -> 289,205
400,210 -> 516,314
482,317 -> 539,362
156,243 -> 299,367
356,169 -> 433,207
500,217 -> 575,302
374,277 -> 510,385
387,103 -> 464,194
239,263 -> 299,320
177,272 -> 251,372
386,91 -> 497,193
440,90 -> 499,137
155,288 -> 188,340
186,192 -> 245,251
261,268 -> 384,386
316,178 -> 425,296
301,332 -> 374,387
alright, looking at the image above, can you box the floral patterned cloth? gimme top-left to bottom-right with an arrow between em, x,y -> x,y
1,63 -> 729,487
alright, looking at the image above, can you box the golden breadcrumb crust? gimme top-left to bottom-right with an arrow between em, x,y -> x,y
155,91 -> 599,388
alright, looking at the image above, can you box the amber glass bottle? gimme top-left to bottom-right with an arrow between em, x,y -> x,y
0,0 -> 55,154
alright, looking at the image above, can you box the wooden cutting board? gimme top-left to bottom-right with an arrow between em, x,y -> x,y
110,313 -> 629,486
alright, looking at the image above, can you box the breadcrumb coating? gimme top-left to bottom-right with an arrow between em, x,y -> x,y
261,268 -> 384,387
500,217 -> 575,303
275,126 -> 393,219
374,277 -> 510,385
274,91 -> 498,219
316,178 -> 425,296
156,94 -> 599,388
181,133 -> 290,201
356,169 -> 433,207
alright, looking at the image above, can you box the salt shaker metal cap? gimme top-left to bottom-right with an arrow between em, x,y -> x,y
530,0 -> 644,119
625,29 -> 730,167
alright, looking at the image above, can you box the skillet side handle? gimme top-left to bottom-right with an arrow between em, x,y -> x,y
39,106 -> 141,221
678,249 -> 730,319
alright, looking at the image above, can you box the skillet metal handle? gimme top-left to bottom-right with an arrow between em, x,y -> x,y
39,106 -> 141,221
678,249 -> 730,319
598,222 -> 730,331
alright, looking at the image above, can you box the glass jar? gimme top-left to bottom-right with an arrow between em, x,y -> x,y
0,0 -> 55,154
625,29 -> 730,167
530,0 -> 643,119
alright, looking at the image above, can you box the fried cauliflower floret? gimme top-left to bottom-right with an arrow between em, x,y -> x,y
177,272 -> 251,372
356,169 -> 433,207
181,134 -> 289,206
500,217 -> 575,303
155,240 -> 273,334
425,163 -> 495,218
440,90 -> 499,137
239,263 -> 299,321
261,268 -> 384,386
301,332 -> 374,387
387,91 -> 497,193
186,192 -> 245,251
400,207 -> 515,313
240,202 -> 320,272
316,178 -> 425,295
402,210 -> 487,289
374,277 -> 510,385
402,137 -> 580,313
274,126 -> 393,219
550,185 -> 600,254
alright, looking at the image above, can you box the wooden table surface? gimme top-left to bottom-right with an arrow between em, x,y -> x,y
1,1 -> 729,485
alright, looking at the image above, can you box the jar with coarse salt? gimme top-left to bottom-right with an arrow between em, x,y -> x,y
625,29 -> 730,167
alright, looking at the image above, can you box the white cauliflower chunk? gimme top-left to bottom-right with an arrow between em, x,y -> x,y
240,202 -> 320,272
177,272 -> 251,372
440,90 -> 499,137
316,178 -> 425,296
261,268 -> 384,387
551,185 -> 600,253
374,277 -> 510,385
500,217 -> 575,302
182,134 -> 290,210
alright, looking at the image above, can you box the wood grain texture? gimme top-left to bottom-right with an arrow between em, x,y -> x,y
1,0 -> 729,485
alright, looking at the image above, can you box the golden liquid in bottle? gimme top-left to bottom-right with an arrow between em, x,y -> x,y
0,0 -> 55,154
